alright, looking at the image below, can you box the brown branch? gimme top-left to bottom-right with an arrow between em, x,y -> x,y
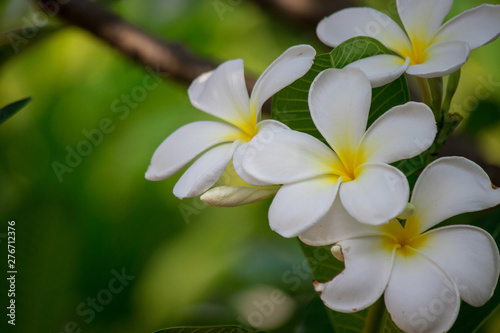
249,0 -> 357,30
438,133 -> 500,185
35,0 -> 257,89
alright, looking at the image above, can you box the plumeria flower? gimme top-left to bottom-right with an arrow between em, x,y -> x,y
237,67 -> 437,237
304,157 -> 500,333
145,45 -> 315,199
316,1 -> 500,87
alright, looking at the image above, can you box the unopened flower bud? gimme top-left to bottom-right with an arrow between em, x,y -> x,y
201,185 -> 280,207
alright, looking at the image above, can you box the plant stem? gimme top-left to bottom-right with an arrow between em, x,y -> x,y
417,77 -> 433,109
361,297 -> 385,333
428,77 -> 443,122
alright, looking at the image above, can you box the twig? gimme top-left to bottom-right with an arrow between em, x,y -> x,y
35,0 -> 257,89
249,0 -> 357,29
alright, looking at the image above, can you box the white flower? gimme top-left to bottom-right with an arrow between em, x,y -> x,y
145,45 -> 315,198
303,157 -> 500,333
317,1 -> 500,87
237,67 -> 437,237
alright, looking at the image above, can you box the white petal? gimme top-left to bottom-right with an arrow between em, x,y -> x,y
188,59 -> 251,128
357,102 -> 436,164
173,141 -> 241,199
433,4 -> 500,50
250,45 -> 315,121
146,121 -> 244,181
241,129 -> 342,185
232,120 -> 291,186
269,175 -> 340,238
309,68 -> 371,157
396,0 -> 453,45
320,237 -> 395,312
316,7 -> 412,54
300,196 -> 385,246
418,225 -> 500,307
410,157 -> 500,233
385,250 -> 460,333
346,55 -> 410,88
340,163 -> 409,225
406,41 -> 470,78
200,185 -> 280,207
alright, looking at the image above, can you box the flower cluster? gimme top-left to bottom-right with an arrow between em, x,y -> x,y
146,1 -> 500,332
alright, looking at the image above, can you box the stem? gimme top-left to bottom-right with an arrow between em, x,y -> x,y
417,77 -> 433,109
428,77 -> 443,123
424,112 -> 463,165
361,297 -> 385,333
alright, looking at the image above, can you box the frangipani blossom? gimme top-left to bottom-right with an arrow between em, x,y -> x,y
304,157 -> 500,333
145,45 -> 315,198
238,68 -> 437,237
317,1 -> 500,87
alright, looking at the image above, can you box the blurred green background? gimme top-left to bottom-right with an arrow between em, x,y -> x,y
1,0 -> 500,332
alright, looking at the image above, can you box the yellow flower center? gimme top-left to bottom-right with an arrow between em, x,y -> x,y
381,217 -> 426,257
399,38 -> 429,66
333,149 -> 364,183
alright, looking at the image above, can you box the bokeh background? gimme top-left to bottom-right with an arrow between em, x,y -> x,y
1,0 -> 500,332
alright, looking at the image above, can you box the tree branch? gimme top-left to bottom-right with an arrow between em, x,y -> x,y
438,134 -> 500,185
249,0 -> 357,29
35,0 -> 257,88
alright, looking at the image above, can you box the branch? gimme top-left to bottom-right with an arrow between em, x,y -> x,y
35,0 -> 256,89
249,0 -> 357,29
438,134 -> 500,185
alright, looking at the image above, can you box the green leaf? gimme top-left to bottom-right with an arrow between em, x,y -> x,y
296,295 -> 335,333
271,36 -> 409,142
0,97 -> 31,125
153,326 -> 265,333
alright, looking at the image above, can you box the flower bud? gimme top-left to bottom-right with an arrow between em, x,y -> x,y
201,185 -> 279,207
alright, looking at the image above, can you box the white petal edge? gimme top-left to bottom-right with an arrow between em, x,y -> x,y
309,68 -> 371,157
357,102 -> 436,165
320,237 -> 395,312
406,41 -> 470,78
299,196 -> 384,246
241,129 -> 341,185
250,45 -> 315,121
188,59 -> 251,127
316,7 -> 412,54
396,0 -> 453,45
339,163 -> 409,225
173,141 -> 241,199
385,250 -> 460,333
346,55 -> 410,88
410,156 -> 500,233
232,119 -> 290,186
433,4 -> 500,50
417,225 -> 500,307
146,121 -> 244,181
269,175 -> 340,238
